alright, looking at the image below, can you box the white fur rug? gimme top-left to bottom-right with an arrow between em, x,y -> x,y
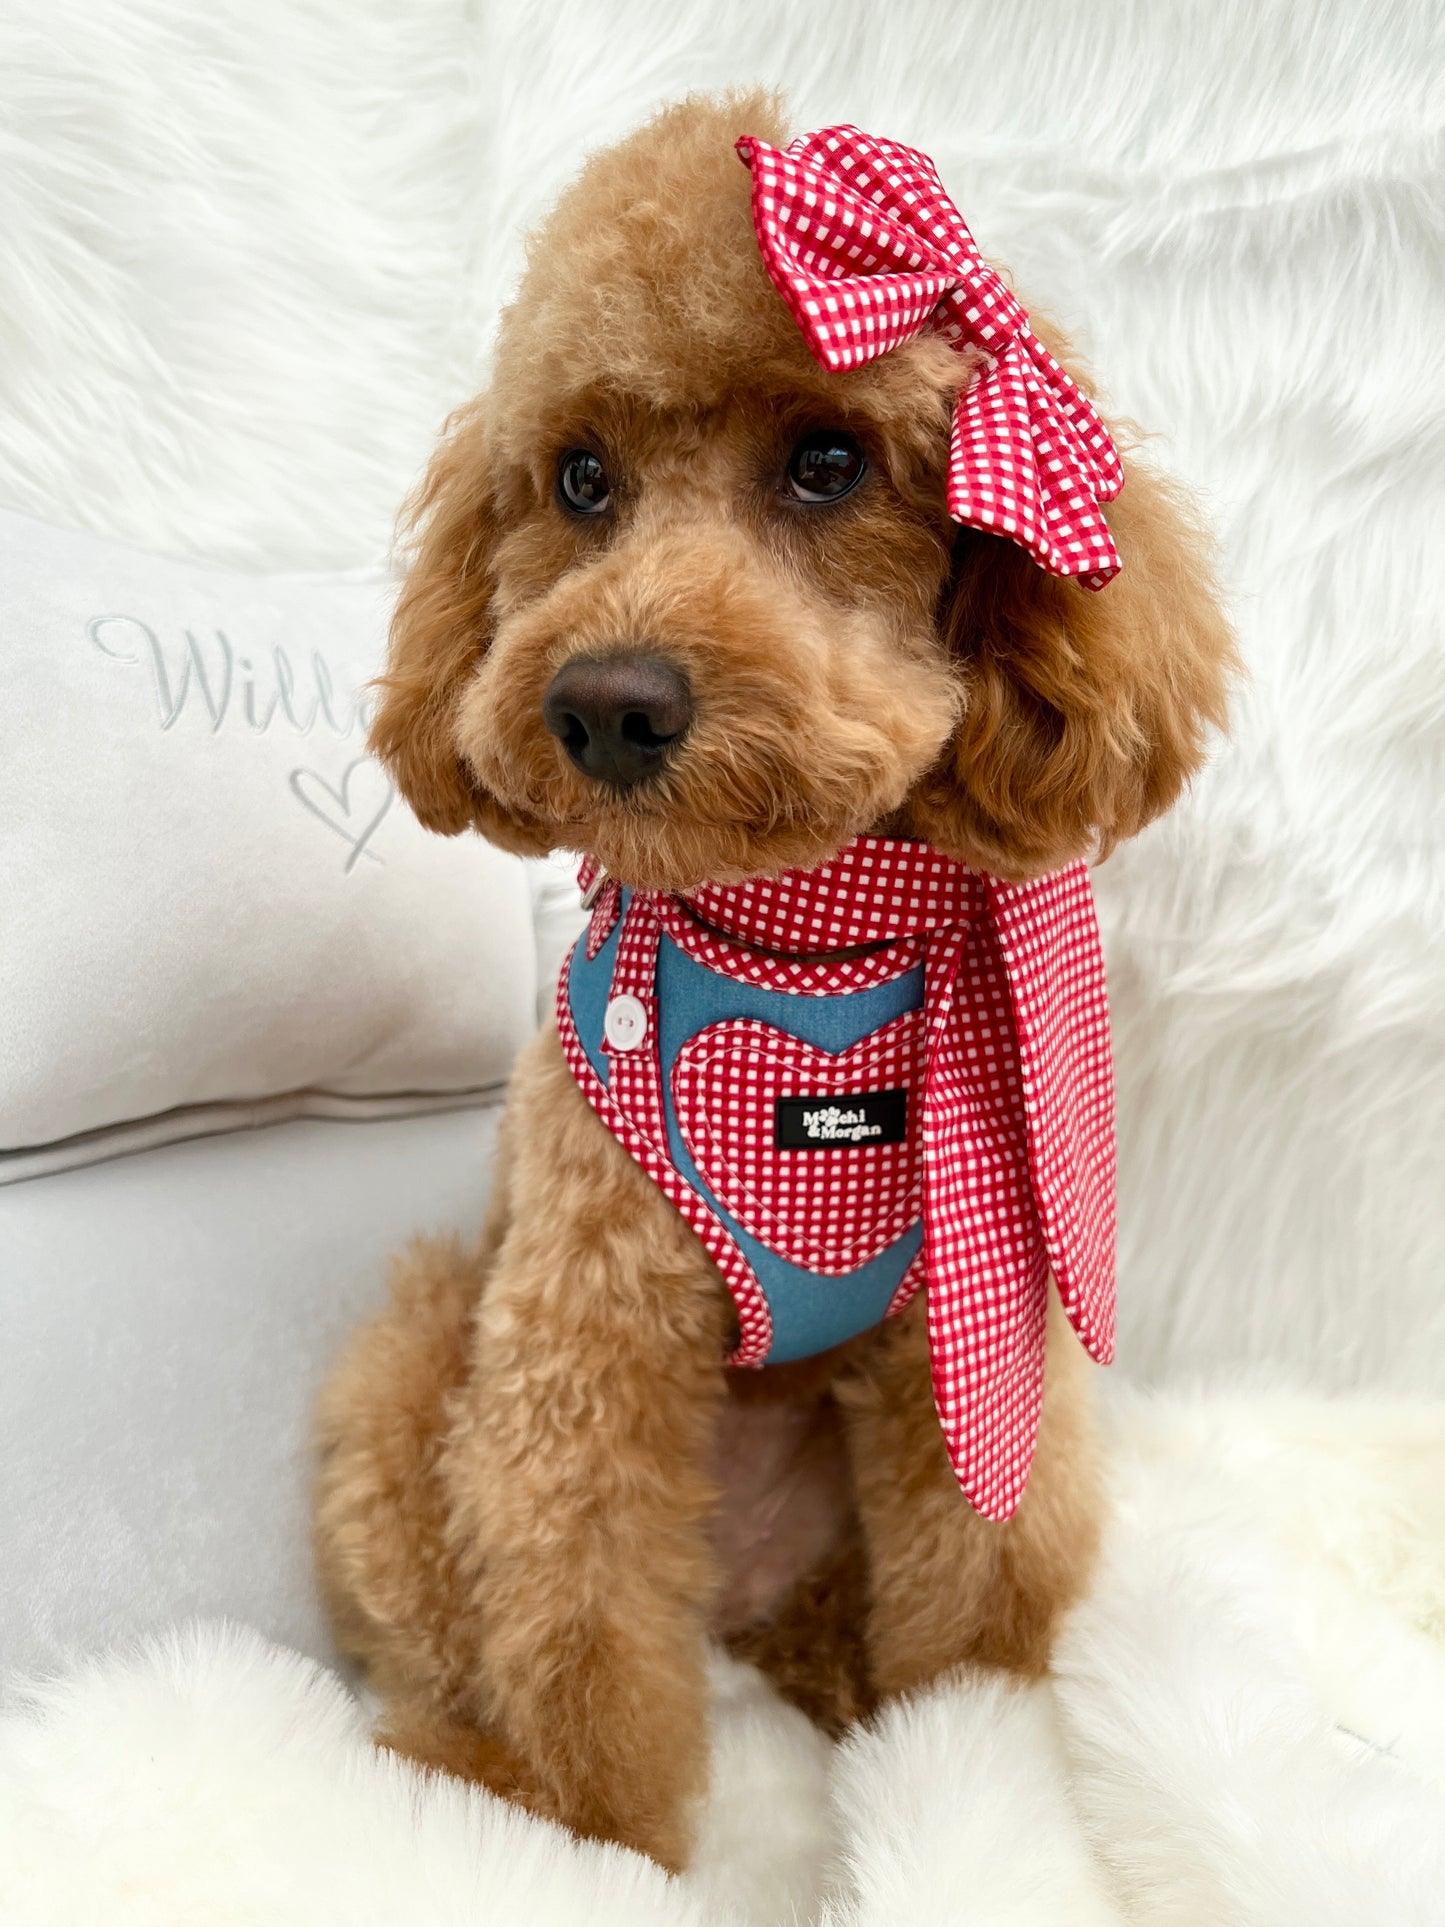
6,1389 -> 1445,1926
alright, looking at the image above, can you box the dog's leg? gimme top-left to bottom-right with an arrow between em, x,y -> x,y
433,1027 -> 729,1871
313,1236 -> 501,1704
312,1108 -> 519,1703
840,1291 -> 1101,1696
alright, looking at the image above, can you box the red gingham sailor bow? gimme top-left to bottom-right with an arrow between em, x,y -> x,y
736,125 -> 1125,589
566,841 -> 1117,1520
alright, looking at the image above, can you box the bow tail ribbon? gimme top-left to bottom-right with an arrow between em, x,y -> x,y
949,330 -> 1126,585
920,866 -> 1117,1521
1020,330 -> 1126,503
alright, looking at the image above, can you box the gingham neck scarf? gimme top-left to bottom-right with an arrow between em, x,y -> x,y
574,838 -> 1116,1520
736,124 -> 1125,590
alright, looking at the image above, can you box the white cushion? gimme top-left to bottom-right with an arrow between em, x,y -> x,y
0,509 -> 544,1180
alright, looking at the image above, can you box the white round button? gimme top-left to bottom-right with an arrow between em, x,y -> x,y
603,994 -> 648,1052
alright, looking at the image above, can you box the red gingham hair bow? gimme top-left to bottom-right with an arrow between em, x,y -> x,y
736,125 -> 1125,589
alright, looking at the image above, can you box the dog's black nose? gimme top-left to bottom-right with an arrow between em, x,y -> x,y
542,653 -> 693,788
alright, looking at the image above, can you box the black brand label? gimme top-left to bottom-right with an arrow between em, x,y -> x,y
774,1091 -> 907,1149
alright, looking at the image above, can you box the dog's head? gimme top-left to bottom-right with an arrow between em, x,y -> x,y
372,94 -> 1235,890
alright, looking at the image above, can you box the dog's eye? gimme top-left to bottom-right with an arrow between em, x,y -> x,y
557,448 -> 611,515
785,431 -> 866,503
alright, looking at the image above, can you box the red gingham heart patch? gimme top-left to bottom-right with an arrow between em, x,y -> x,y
672,1013 -> 925,1274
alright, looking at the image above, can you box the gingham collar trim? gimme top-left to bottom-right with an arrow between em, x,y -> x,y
580,835 -> 975,968
680,836 -> 975,953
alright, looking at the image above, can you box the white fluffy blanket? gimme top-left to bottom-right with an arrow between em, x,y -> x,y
6,1391 -> 1445,1925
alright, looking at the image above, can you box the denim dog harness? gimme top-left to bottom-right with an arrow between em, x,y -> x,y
557,836 -> 1117,1520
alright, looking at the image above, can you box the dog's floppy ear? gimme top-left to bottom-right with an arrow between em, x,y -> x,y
912,423 -> 1238,879
369,398 -> 499,834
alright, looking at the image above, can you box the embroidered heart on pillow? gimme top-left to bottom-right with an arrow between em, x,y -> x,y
671,1012 -> 924,1274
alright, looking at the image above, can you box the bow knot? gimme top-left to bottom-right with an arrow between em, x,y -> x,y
737,124 -> 1124,589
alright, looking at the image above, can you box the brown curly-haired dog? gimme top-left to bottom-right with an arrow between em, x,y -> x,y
314,92 -> 1235,1871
